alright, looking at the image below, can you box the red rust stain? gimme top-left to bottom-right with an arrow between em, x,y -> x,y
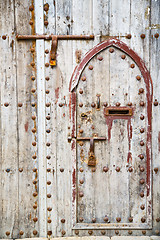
25,122 -> 29,132
69,93 -> 71,119
158,132 -> 160,151
71,92 -> 76,138
127,119 -> 133,163
55,87 -> 59,101
72,168 -> 76,202
63,113 -> 65,117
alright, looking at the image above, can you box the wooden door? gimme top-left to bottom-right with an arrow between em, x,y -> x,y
70,39 -> 152,230
0,0 -> 160,239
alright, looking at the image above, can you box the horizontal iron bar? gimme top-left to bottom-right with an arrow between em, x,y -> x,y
77,137 -> 106,141
16,34 -> 94,40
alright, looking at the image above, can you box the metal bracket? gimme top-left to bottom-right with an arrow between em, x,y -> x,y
50,35 -> 58,67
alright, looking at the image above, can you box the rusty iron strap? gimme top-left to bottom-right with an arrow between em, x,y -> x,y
16,34 -> 94,40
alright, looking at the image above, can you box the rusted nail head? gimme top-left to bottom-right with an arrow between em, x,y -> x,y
61,230 -> 66,235
91,102 -> 96,108
6,168 -> 10,173
47,194 -> 51,198
79,191 -> 84,197
128,217 -> 133,222
33,192 -> 38,197
45,63 -> 49,67
155,33 -> 159,38
139,154 -> 144,159
45,49 -> 49,54
142,230 -> 146,235
140,114 -> 144,120
47,207 -> 52,211
140,128 -> 145,133
19,168 -> 23,172
89,65 -> 93,70
154,99 -> 158,106
46,90 -> 50,94
139,88 -> 144,93
46,155 -> 51,159
29,20 -> 33,25
61,218 -> 65,223
2,35 -> 7,40
33,204 -> 37,209
81,76 -> 86,81
126,34 -> 132,39
128,230 -> 132,235
18,103 -> 23,107
44,4 -> 49,11
88,230 -> 93,235
98,56 -> 103,61
48,219 -> 52,223
79,179 -> 84,184
109,48 -> 114,53
33,217 -> 38,222
79,217 -> 83,222
141,217 -> 146,223
31,88 -> 36,93
116,217 -> 121,222
116,166 -> 120,172
92,218 -> 96,223
47,181 -> 51,185
19,230 -> 24,235
60,168 -> 64,172
156,217 -> 160,222
29,5 -> 34,11
103,102 -> 108,107
79,89 -> 83,94
140,166 -> 145,172
121,54 -> 126,59
104,217 -> 109,222
33,179 -> 37,184
47,231 -> 52,236
140,178 -> 145,184
5,232 -> 10,236
128,167 -> 133,172
103,166 -> 109,172
141,204 -> 145,210
136,75 -> 141,80
101,230 -> 106,235
140,101 -> 145,106
116,102 -> 120,107
154,167 -> 158,173
4,102 -> 9,107
75,230 -> 79,235
79,167 -> 84,172
45,76 -> 50,81
128,102 -> 132,106
33,168 -> 37,172
33,230 -> 38,235
44,21 -> 49,26
115,230 -> 119,235
79,103 -> 83,107
32,142 -> 36,146
31,76 -> 35,81
140,191 -> 144,197
140,34 -> 145,39
140,140 -> 144,146
130,63 -> 135,68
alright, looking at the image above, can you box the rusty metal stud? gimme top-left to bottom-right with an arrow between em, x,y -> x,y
79,217 -> 84,222
141,204 -> 145,210
128,217 -> 133,222
141,34 -> 145,39
91,102 -> 96,108
31,103 -> 36,107
59,103 -> 63,107
33,192 -> 38,197
46,142 -> 50,147
33,217 -> 38,222
154,99 -> 158,106
61,230 -> 66,235
79,179 -> 84,184
109,48 -> 114,53
30,62 -> 35,67
156,217 -> 160,222
2,35 -> 7,40
128,167 -> 133,172
47,207 -> 52,211
31,48 -> 35,53
126,34 -> 131,39
47,194 -> 51,198
140,191 -> 144,197
46,155 -> 51,159
92,167 -> 96,172
81,76 -> 86,81
140,178 -> 145,184
155,230 -> 160,235
61,218 -> 65,223
47,168 -> 51,172
45,49 -> 49,54
32,142 -> 36,146
19,168 -> 23,172
140,140 -> 144,146
47,231 -> 52,236
140,166 -> 145,172
103,102 -> 108,107
18,103 -> 23,107
44,3 -> 49,11
142,230 -> 146,235
29,5 -> 34,11
79,89 -> 83,94
89,65 -> 93,70
116,217 -> 121,222
6,168 -> 10,172
128,102 -> 132,106
101,230 -> 106,235
32,128 -> 36,133
141,217 -> 146,223
121,54 -> 126,59
79,129 -> 83,134
79,167 -> 84,172
98,56 -> 103,61
140,128 -> 145,133
45,63 -> 49,67
155,33 -> 159,38
46,129 -> 50,133
130,63 -> 135,68
136,75 -> 141,81
44,21 -> 49,26
31,88 -> 36,93
29,20 -> 33,25
46,102 -> 51,107
46,116 -> 50,120
33,204 -> 37,209
60,168 -> 64,172
33,230 -> 38,235
116,167 -> 120,172
32,115 -> 36,120
4,102 -> 9,107
115,230 -> 119,235
140,114 -> 144,120
88,230 -> 93,235
79,103 -> 83,107
79,191 -> 84,197
116,102 -> 120,107
103,166 -> 109,172
140,101 -> 145,106
33,168 -> 37,172
79,141 -> 84,146
75,230 -> 79,235
139,88 -> 144,94
104,217 -> 108,222
19,230 -> 24,235
33,180 -> 37,184
154,167 -> 158,174
92,218 -> 96,223
47,181 -> 51,185
139,154 -> 144,159
45,76 -> 50,81
128,230 -> 132,235
5,231 -> 10,236
31,76 -> 35,81
48,219 -> 52,223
